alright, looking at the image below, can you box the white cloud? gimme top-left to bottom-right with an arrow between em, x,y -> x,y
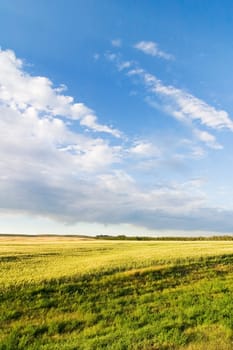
0,49 -> 120,137
111,39 -> 122,47
142,71 -> 233,131
134,41 -> 174,60
105,51 -> 133,72
117,61 -> 132,71
129,141 -> 160,158
193,129 -> 223,150
2,47 -> 233,233
126,67 -> 233,149
104,52 -> 118,62
98,170 -> 135,193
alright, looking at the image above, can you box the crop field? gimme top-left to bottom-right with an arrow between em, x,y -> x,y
1,237 -> 233,349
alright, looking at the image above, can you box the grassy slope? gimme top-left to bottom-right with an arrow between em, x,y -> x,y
1,237 -> 233,349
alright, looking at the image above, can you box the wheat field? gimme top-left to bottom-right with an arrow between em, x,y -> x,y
1,236 -> 233,349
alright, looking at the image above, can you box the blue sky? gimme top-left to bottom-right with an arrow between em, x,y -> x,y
1,1 -> 233,235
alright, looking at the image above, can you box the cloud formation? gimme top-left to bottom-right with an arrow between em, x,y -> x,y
193,129 -> 223,150
1,48 -> 233,233
134,41 -> 174,60
128,68 -> 233,133
105,49 -> 233,142
0,49 -> 121,137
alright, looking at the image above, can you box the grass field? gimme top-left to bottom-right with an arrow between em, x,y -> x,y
1,236 -> 233,349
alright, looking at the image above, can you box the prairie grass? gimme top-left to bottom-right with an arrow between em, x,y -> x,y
1,237 -> 233,286
1,237 -> 233,349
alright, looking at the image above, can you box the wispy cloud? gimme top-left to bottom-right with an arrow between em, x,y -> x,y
134,41 -> 174,60
127,68 -> 233,135
105,44 -> 232,157
2,47 -> 233,233
106,43 -> 232,137
129,141 -> 161,158
105,51 -> 133,72
193,129 -> 223,150
104,46 -> 231,155
111,39 -> 122,48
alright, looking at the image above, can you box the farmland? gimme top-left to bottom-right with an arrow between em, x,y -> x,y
1,236 -> 233,349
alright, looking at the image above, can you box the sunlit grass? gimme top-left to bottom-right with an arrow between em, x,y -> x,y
1,237 -> 233,287
1,236 -> 233,349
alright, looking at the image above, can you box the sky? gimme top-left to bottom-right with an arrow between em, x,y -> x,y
1,0 -> 233,236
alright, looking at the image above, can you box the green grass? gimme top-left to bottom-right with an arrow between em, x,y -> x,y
1,237 -> 233,349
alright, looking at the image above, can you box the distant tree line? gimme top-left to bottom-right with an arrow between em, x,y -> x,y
95,235 -> 233,241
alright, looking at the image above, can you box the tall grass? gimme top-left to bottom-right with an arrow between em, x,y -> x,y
1,238 -> 233,287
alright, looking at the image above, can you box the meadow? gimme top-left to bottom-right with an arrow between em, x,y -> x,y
1,236 -> 233,349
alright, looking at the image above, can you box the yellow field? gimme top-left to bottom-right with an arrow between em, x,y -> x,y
1,236 -> 233,287
2,236 -> 233,349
